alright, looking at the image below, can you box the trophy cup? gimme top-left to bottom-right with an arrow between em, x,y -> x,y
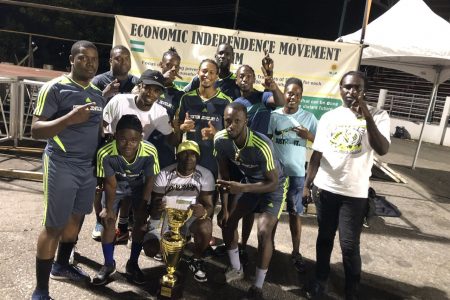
159,197 -> 193,300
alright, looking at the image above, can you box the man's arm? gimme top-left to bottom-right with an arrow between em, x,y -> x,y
192,191 -> 214,219
101,175 -> 117,220
217,168 -> 278,195
303,150 -> 322,198
31,102 -> 96,139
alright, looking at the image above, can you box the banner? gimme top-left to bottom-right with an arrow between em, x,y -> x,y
113,15 -> 361,119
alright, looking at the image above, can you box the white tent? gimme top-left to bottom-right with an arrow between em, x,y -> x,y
340,0 -> 450,168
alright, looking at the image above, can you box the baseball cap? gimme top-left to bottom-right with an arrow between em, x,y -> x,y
177,140 -> 200,156
139,69 -> 165,89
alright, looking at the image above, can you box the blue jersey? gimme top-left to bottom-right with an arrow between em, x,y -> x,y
34,75 -> 104,164
178,89 -> 232,176
97,140 -> 159,188
149,84 -> 184,168
183,73 -> 240,100
268,107 -> 318,176
214,129 -> 283,183
234,90 -> 273,136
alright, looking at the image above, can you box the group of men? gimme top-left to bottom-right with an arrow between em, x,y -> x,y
31,39 -> 390,300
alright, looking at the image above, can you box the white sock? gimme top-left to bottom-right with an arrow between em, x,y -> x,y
254,267 -> 267,289
227,248 -> 241,271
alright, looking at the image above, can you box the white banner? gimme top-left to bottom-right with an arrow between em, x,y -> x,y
113,15 -> 361,118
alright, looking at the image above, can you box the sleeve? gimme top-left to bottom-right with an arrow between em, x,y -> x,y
311,115 -> 328,153
254,139 -> 276,173
183,75 -> 200,93
97,155 -> 115,178
157,109 -> 174,135
34,82 -> 59,118
177,94 -> 187,123
213,135 -> 224,157
144,151 -> 160,177
200,167 -> 216,192
309,114 -> 319,136
152,171 -> 166,194
102,97 -> 118,134
373,110 -> 391,143
261,91 -> 273,107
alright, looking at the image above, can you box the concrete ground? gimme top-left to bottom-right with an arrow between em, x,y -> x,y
0,137 -> 449,300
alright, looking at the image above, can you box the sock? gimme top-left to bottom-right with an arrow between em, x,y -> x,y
35,257 -> 53,292
129,241 -> 143,264
101,243 -> 115,266
55,242 -> 75,266
118,216 -> 128,233
254,267 -> 268,289
227,247 -> 241,271
96,214 -> 102,224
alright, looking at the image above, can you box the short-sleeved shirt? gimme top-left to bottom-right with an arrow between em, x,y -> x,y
103,94 -> 172,139
183,73 -> 240,100
97,140 -> 159,188
148,84 -> 184,169
268,107 -> 318,177
91,71 -> 139,103
34,75 -> 104,164
234,90 -> 273,135
153,163 -> 215,201
312,106 -> 391,198
214,128 -> 283,183
178,89 -> 232,176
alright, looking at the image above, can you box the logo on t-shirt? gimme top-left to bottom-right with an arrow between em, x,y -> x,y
329,125 -> 366,154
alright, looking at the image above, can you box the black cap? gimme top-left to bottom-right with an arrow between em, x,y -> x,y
139,69 -> 165,89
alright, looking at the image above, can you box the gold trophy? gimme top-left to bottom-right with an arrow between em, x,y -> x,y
159,198 -> 193,300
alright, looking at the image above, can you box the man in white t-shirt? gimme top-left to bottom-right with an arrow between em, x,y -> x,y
143,140 -> 215,283
304,71 -> 390,300
103,69 -> 177,141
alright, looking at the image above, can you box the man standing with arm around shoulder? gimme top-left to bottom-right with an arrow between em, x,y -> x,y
31,40 -> 104,300
304,71 -> 390,300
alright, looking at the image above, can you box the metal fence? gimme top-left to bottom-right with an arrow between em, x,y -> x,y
0,79 -> 44,145
365,90 -> 447,125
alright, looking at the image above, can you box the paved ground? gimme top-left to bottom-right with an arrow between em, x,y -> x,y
0,137 -> 449,300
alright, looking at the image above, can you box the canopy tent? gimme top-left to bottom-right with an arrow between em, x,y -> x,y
339,0 -> 450,168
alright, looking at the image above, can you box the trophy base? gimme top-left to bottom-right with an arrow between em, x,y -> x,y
158,278 -> 184,300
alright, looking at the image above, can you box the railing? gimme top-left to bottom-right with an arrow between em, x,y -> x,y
365,90 -> 447,125
0,79 -> 45,145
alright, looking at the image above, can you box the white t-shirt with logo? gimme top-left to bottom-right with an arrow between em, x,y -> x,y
153,163 -> 215,203
103,94 -> 172,139
312,106 -> 390,198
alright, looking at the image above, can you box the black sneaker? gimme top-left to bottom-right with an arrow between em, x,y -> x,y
50,262 -> 90,282
214,243 -> 227,256
153,252 -> 163,261
31,289 -> 54,300
291,252 -> 307,272
92,261 -> 116,286
126,260 -> 145,285
244,285 -> 264,299
187,257 -> 207,282
305,279 -> 326,300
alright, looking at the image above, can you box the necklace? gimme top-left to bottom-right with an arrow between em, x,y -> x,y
232,128 -> 249,162
176,168 -> 194,178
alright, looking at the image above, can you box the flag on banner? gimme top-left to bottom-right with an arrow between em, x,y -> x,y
130,40 -> 145,53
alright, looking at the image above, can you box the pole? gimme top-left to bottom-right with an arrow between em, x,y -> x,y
338,0 -> 350,38
356,0 -> 373,69
233,0 -> 240,29
412,67 -> 442,169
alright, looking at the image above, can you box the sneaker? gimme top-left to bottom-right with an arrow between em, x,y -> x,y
244,285 -> 264,300
305,279 -> 326,300
31,289 -> 54,300
153,252 -> 163,261
50,262 -> 90,282
91,222 -> 103,241
224,266 -> 244,283
214,243 -> 227,257
187,257 -> 207,282
291,252 -> 307,273
127,235 -> 132,249
92,262 -> 116,286
115,228 -> 129,244
239,248 -> 249,266
126,260 -> 145,285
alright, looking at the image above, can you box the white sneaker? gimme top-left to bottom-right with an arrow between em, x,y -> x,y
91,222 -> 103,241
224,266 -> 244,283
